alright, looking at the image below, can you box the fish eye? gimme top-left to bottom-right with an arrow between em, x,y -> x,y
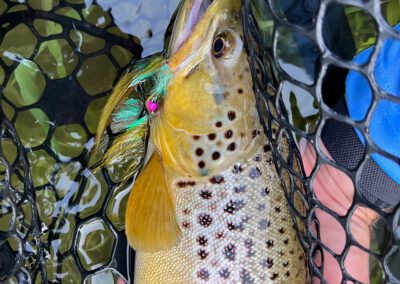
212,30 -> 241,59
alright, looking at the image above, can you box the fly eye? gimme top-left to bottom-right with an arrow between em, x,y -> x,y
212,31 -> 239,59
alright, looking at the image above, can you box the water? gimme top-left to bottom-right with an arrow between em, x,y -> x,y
0,0 -> 178,282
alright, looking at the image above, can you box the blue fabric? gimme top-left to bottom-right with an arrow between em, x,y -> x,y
346,24 -> 400,184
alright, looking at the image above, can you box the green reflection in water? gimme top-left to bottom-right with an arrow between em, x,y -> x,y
54,162 -> 81,199
77,218 -> 116,271
33,19 -> 63,37
106,184 -> 130,231
28,150 -> 56,187
1,100 -> 15,121
61,255 -> 82,284
76,55 -> 117,95
85,97 -> 108,134
15,108 -> 50,148
70,30 -> 106,54
51,124 -> 87,160
28,0 -> 59,11
77,171 -> 108,219
55,6 -> 81,20
111,45 -> 134,67
36,187 -> 57,227
1,139 -> 17,165
35,39 -> 78,79
4,60 -> 46,107
0,23 -> 37,66
0,1 -> 7,16
82,5 -> 111,28
85,269 -> 122,284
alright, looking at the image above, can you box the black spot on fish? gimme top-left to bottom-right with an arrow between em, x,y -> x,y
197,235 -> 208,246
198,214 -> 212,227
225,130 -> 233,139
208,133 -> 216,140
266,240 -> 274,248
212,152 -> 220,160
197,269 -> 209,280
238,88 -> 244,94
193,135 -> 200,140
283,261 -> 289,267
254,156 -> 261,162
210,175 -> 224,184
279,251 -> 285,256
285,271 -> 291,277
263,144 -> 271,152
198,161 -> 205,168
200,190 -> 212,200
215,121 -> 223,128
227,111 -> 236,120
279,228 -> 285,234
197,249 -> 209,260
177,181 -> 187,188
270,273 -> 279,280
219,268 -> 230,279
265,187 -> 270,195
227,222 -> 235,231
266,258 -> 274,268
227,142 -> 236,151
182,221 -> 190,229
196,148 -> 204,156
183,208 -> 190,215
224,200 -> 236,214
232,164 -> 243,174
290,249 -> 295,255
283,238 -> 289,245
275,206 -> 281,213
223,243 -> 236,261
215,232 -> 224,239
252,129 -> 261,138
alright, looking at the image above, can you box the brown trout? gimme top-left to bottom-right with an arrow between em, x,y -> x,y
97,0 -> 307,283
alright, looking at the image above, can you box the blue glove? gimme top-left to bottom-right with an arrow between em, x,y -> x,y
346,24 -> 400,184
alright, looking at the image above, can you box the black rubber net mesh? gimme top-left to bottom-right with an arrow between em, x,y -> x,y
243,0 -> 400,283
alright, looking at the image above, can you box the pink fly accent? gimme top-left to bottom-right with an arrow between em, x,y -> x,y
147,101 -> 158,113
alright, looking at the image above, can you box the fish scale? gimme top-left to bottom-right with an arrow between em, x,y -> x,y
135,137 -> 306,283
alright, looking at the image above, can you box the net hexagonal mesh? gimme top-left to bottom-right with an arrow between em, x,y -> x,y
243,0 -> 400,282
0,0 -> 178,282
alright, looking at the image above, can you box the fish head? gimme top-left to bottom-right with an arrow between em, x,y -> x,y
152,0 -> 260,177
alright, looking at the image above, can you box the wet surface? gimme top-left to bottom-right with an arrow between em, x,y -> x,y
0,0 -> 179,282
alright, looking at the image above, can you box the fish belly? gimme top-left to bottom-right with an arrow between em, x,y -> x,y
135,143 -> 307,283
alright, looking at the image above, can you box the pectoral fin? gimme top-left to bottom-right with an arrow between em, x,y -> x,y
125,152 -> 181,252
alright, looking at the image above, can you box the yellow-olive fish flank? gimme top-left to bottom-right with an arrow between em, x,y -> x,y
98,0 -> 307,283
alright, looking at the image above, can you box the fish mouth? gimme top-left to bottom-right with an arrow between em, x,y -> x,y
168,0 -> 214,56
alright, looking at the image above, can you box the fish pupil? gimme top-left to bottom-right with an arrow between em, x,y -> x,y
213,37 -> 225,57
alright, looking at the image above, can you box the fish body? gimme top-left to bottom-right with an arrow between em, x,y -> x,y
97,0 -> 307,283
